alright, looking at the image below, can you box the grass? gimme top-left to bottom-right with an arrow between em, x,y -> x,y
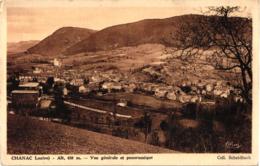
7,114 -> 176,154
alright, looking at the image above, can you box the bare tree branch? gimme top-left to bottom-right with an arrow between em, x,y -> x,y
169,6 -> 252,103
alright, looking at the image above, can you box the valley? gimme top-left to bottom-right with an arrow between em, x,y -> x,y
7,13 -> 251,153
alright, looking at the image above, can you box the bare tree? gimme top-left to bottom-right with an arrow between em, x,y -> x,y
168,6 -> 252,103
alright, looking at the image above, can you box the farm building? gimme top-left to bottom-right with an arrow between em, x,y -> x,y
19,82 -> 40,90
19,82 -> 42,96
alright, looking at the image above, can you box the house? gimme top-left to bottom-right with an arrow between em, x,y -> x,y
213,89 -> 222,96
63,87 -> 68,96
109,82 -> 122,92
37,77 -> 47,83
33,67 -> 42,74
142,83 -> 158,92
19,82 -> 42,96
143,67 -> 161,77
154,88 -> 168,98
205,84 -> 214,92
102,82 -> 113,91
53,58 -> 62,67
220,89 -> 230,98
79,85 -> 88,93
86,82 -> 100,92
70,79 -> 84,86
102,82 -> 122,93
197,81 -> 206,89
178,94 -> 192,103
190,95 -> 201,103
19,82 -> 40,90
166,91 -> 177,100
234,96 -> 244,103
123,83 -> 136,93
201,90 -> 207,95
38,99 -> 53,110
117,99 -> 127,107
19,75 -> 33,82
90,75 -> 103,83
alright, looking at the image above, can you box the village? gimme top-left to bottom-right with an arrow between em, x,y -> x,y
4,3 -> 254,156
7,55 -> 247,152
9,57 -> 243,102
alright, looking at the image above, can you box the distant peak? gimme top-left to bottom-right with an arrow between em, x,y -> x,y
54,26 -> 96,33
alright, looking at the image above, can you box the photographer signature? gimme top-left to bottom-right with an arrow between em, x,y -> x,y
225,141 -> 241,150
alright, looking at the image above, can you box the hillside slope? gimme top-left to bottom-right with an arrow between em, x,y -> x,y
64,15 -> 201,55
8,40 -> 39,54
27,27 -> 96,56
8,114 -> 176,154
26,15 -> 250,56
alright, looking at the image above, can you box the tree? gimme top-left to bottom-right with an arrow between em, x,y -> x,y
9,74 -> 20,89
142,112 -> 152,142
133,111 -> 152,142
44,76 -> 54,94
46,76 -> 54,88
83,78 -> 89,85
53,84 -> 70,122
169,6 -> 252,104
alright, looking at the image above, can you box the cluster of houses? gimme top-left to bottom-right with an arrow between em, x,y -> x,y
14,70 -> 243,106
9,57 -> 244,114
75,78 -> 242,104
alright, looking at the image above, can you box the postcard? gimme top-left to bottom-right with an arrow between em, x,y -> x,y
0,0 -> 259,165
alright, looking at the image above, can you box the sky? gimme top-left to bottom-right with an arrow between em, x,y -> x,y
7,0 -> 252,42
7,7 -> 201,42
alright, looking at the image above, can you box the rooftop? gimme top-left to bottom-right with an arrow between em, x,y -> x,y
19,82 -> 39,88
12,90 -> 39,94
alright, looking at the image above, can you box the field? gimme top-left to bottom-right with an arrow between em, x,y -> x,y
7,114 -> 176,154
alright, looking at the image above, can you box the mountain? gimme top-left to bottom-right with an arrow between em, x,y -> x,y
26,15 -> 250,56
8,40 -> 39,54
27,27 -> 96,56
64,15 -> 201,55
